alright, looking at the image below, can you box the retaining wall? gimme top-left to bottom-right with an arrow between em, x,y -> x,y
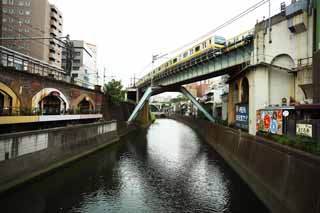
174,116 -> 320,213
0,121 -> 118,194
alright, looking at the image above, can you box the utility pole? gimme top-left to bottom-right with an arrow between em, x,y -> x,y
151,54 -> 157,87
151,53 -> 168,87
103,67 -> 106,85
65,35 -> 74,76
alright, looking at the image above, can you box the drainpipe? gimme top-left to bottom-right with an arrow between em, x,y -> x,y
313,0 -> 320,103
315,0 -> 320,50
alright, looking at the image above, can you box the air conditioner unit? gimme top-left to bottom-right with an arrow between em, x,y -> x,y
281,97 -> 288,106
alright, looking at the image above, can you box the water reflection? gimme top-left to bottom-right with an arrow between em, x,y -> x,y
0,119 -> 269,213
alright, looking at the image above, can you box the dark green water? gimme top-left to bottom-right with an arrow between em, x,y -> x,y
0,119 -> 269,212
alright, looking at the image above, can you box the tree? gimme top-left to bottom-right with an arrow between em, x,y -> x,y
170,94 -> 188,103
103,79 -> 125,103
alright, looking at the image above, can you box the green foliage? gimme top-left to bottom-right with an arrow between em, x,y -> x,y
103,79 -> 125,103
261,133 -> 319,156
198,104 -> 212,120
170,95 -> 188,103
150,112 -> 156,123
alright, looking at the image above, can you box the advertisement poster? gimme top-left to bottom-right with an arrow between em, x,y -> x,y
256,109 -> 283,135
236,104 -> 249,130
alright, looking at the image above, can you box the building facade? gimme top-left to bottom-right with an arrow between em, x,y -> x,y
227,0 -> 314,135
1,0 -> 63,67
62,40 -> 98,89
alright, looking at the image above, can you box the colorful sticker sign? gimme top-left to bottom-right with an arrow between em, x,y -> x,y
256,109 -> 283,135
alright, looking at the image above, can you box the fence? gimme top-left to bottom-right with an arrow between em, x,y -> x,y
0,46 -> 97,90
0,106 -> 101,116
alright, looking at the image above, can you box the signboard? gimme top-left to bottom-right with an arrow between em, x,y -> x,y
296,124 -> 312,137
256,109 -> 283,135
236,104 -> 248,130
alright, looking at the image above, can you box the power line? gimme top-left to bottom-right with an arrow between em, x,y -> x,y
137,0 -> 271,79
166,0 -> 270,56
2,25 -> 52,49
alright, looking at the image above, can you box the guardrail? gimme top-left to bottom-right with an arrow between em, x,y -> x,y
0,106 -> 101,116
0,46 -> 66,81
0,46 -> 97,90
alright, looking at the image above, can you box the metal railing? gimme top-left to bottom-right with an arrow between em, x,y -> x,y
0,106 -> 101,116
0,46 -> 66,81
0,46 -> 98,90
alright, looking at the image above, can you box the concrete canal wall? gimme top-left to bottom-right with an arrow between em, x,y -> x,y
0,121 -> 120,195
174,116 -> 320,213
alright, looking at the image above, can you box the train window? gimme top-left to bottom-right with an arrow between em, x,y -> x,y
195,46 -> 200,52
183,52 -> 188,58
203,42 -> 207,48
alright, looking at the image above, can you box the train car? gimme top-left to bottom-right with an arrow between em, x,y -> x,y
224,29 -> 254,53
138,34 -> 227,86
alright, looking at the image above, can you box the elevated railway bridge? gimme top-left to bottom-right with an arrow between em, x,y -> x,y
129,36 -> 253,123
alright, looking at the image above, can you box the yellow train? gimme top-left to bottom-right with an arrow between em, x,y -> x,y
137,29 -> 254,86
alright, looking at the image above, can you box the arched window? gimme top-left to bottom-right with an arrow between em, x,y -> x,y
78,98 -> 93,113
241,77 -> 249,103
0,90 -> 13,115
39,91 -> 66,115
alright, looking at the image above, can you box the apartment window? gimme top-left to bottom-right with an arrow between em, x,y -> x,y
9,8 -> 15,14
8,0 -> 14,5
18,1 -> 23,6
19,9 -> 24,15
72,67 -> 80,71
2,0 -> 8,4
25,10 -> 31,15
72,74 -> 78,78
9,18 -> 14,23
3,8 -> 8,13
74,52 -> 81,56
73,59 -> 80,64
25,18 -> 30,24
24,28 -> 29,33
25,1 -> 30,6
2,18 -> 7,23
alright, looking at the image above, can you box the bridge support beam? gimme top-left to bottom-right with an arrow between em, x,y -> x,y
127,87 -> 154,123
178,86 -> 215,123
128,86 -> 215,124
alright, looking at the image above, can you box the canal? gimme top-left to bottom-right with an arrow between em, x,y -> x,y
0,119 -> 269,213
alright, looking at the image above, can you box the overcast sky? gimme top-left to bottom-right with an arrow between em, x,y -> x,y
50,0 -> 291,87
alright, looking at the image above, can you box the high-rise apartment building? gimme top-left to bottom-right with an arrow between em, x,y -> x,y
62,40 -> 98,88
1,0 -> 63,67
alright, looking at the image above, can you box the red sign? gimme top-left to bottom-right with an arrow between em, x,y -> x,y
264,113 -> 271,129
